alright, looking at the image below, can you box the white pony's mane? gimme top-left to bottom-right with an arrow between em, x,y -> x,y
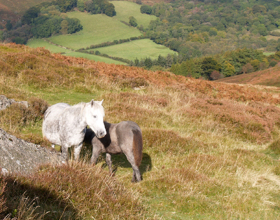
73,102 -> 86,107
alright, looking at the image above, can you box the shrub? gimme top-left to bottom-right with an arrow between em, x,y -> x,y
269,60 -> 278,67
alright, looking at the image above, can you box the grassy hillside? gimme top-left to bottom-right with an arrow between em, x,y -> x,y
48,12 -> 142,50
26,2 -> 174,64
89,38 -> 177,60
111,1 -> 157,28
1,43 -> 280,219
217,65 -> 280,87
27,38 -> 126,65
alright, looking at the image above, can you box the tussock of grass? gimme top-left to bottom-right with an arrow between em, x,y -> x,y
1,162 -> 144,219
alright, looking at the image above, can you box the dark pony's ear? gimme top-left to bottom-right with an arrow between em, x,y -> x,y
90,99 -> 95,107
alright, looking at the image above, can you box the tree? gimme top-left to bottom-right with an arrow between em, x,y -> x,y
201,57 -> 221,80
222,61 -> 235,77
129,16 -> 137,27
77,0 -> 85,11
6,20 -> 12,31
250,59 -> 260,71
60,20 -> 68,34
104,3 -> 116,17
276,43 -> 280,51
144,57 -> 153,69
140,5 -> 152,14
241,63 -> 254,74
22,7 -> 40,24
66,18 -> 83,34
210,70 -> 222,80
56,0 -> 77,12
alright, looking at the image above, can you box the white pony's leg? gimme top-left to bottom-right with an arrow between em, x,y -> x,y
74,143 -> 83,161
106,153 -> 113,174
51,144 -> 55,149
61,144 -> 69,163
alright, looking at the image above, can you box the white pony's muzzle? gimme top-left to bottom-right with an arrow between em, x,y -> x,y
96,130 -> 106,138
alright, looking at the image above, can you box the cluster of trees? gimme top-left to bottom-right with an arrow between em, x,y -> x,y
139,0 -> 280,61
129,48 -> 280,80
169,48 -> 279,80
129,53 -> 185,70
77,0 -> 116,17
2,0 -> 83,44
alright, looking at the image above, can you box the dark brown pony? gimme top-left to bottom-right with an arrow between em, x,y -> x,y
84,121 -> 143,182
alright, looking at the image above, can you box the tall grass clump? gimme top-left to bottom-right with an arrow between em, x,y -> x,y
0,97 -> 49,144
1,162 -> 145,219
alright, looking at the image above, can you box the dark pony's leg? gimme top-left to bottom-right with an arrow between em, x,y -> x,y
123,152 -> 142,182
106,153 -> 113,174
90,145 -> 102,164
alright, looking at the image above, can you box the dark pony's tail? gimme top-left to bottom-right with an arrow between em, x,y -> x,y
132,129 -> 143,167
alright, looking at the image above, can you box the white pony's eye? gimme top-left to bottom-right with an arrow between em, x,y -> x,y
93,115 -> 97,118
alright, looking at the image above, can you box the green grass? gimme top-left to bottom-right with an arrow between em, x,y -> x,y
48,12 -> 142,50
27,38 -> 126,64
264,51 -> 275,56
111,1 -> 157,28
27,2 -> 173,63
90,39 -> 177,60
65,51 -> 126,64
27,39 -> 69,53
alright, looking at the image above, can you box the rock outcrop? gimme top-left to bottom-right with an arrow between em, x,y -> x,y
0,95 -> 61,175
0,128 -> 62,175
0,95 -> 28,111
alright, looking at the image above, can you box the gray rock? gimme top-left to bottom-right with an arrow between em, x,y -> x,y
0,128 -> 62,175
0,95 -> 28,111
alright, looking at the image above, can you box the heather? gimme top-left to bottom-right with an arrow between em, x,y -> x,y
0,43 -> 280,219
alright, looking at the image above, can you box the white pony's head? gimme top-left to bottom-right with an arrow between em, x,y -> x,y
85,99 -> 106,138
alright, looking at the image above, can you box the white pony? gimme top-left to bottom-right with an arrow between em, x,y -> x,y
42,100 -> 106,162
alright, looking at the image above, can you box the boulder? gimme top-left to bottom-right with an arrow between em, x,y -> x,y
0,128 -> 61,175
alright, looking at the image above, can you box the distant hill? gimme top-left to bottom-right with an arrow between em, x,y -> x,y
217,64 -> 280,87
0,0 -> 52,14
0,0 -> 52,28
0,3 -> 18,26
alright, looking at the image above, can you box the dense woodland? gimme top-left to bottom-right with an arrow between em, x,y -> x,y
141,0 -> 280,57
130,0 -> 280,78
77,0 -> 116,16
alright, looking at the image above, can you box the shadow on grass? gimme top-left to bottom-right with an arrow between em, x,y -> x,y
65,145 -> 152,179
108,152 -> 152,175
1,176 -> 79,220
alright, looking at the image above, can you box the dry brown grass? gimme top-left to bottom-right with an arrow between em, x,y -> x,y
0,161 -> 145,219
1,43 -> 280,218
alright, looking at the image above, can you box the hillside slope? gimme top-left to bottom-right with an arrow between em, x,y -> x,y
0,0 -> 52,14
1,43 -> 280,219
217,64 -> 280,87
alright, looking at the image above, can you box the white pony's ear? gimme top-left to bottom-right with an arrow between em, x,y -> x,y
99,99 -> 104,105
90,99 -> 95,106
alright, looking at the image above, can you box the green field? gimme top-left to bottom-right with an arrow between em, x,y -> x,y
111,1 -> 157,28
27,38 -> 126,65
91,39 -> 177,60
27,39 -> 70,53
48,12 -> 142,50
27,2 -> 175,64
